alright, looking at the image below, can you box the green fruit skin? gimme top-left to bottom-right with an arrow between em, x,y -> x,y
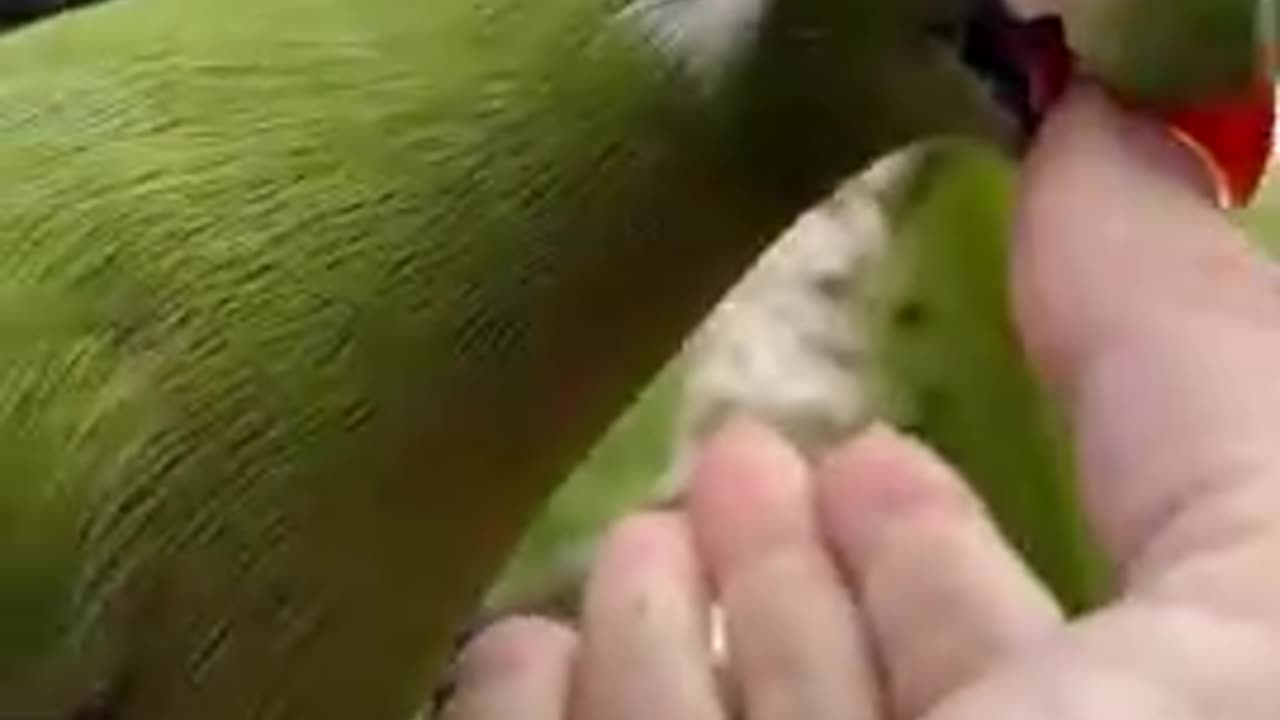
869,142 -> 1108,613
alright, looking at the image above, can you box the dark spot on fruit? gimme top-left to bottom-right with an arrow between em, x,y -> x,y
893,301 -> 928,328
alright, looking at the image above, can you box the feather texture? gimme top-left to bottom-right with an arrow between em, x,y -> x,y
0,0 -> 1002,717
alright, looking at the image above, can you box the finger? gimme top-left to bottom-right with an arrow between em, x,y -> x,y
442,616 -> 577,720
1012,83 -> 1280,617
688,417 -> 880,720
816,425 -> 1064,718
572,512 -> 725,720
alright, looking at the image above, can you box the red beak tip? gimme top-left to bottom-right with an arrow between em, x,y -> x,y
1158,80 -> 1275,209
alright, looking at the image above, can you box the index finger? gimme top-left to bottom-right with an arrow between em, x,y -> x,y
1012,83 -> 1280,618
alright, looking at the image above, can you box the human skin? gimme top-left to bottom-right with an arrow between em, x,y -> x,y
442,84 -> 1280,720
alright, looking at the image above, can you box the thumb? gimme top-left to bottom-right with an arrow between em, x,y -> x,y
1012,83 -> 1280,616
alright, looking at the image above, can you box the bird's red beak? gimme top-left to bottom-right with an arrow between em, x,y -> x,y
980,13 -> 1275,208
1158,75 -> 1275,208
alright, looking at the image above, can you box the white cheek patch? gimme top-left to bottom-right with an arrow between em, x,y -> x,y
617,0 -> 770,89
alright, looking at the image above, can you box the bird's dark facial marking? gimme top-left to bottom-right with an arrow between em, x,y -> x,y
958,0 -> 1072,141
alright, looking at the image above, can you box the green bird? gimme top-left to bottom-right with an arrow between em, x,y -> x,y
0,0 -> 1264,718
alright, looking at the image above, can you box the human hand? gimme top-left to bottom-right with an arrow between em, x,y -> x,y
440,84 -> 1280,720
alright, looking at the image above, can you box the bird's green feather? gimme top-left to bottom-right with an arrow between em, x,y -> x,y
0,0 -> 1005,716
